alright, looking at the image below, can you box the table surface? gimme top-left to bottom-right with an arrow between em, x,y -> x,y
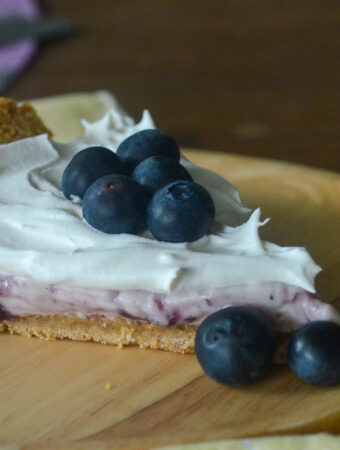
7,0 -> 340,171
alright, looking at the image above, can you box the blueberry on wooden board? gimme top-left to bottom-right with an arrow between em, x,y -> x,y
195,307 -> 277,387
287,321 -> 340,387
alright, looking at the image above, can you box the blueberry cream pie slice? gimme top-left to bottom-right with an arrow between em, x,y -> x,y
0,96 -> 339,363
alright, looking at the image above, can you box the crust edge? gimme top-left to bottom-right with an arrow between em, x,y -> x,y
0,97 -> 53,144
0,315 -> 196,354
0,314 -> 288,363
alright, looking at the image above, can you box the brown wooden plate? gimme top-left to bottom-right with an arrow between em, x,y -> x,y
0,96 -> 339,448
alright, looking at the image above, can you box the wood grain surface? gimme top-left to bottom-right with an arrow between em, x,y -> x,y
7,0 -> 340,171
0,151 -> 339,448
0,93 -> 339,448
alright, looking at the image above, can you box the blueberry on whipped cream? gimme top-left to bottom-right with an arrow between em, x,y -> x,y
117,129 -> 180,173
83,175 -> 149,234
147,180 -> 215,243
132,155 -> 192,194
62,145 -> 125,199
65,128 -> 215,242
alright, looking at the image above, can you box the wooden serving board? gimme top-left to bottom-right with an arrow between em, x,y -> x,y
1,98 -> 340,448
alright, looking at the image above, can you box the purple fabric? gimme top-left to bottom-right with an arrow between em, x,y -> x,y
0,0 -> 40,92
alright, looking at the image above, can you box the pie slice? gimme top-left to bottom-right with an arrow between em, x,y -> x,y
0,95 -> 339,363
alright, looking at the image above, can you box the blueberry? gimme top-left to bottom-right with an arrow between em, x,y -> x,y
195,307 -> 277,387
62,146 -> 124,200
82,175 -> 149,234
147,181 -> 215,243
132,155 -> 192,194
287,321 -> 340,387
116,130 -> 180,173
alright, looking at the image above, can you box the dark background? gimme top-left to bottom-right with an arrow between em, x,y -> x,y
8,0 -> 340,171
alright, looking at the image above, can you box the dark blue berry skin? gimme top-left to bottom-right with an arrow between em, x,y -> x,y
132,155 -> 192,194
147,180 -> 215,243
62,146 -> 124,200
82,175 -> 149,234
116,130 -> 180,173
287,321 -> 340,387
195,307 -> 277,387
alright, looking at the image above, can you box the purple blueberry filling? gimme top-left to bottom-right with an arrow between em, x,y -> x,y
0,273 -> 339,332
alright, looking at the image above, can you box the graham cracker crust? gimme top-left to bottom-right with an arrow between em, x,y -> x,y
0,97 -> 52,144
0,314 -> 196,353
0,314 -> 288,363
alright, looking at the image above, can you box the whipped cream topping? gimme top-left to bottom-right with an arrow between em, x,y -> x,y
0,106 -> 321,294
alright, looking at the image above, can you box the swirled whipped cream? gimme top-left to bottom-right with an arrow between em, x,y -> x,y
0,105 -> 321,296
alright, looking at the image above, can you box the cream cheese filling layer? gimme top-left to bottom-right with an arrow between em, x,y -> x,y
1,276 -> 339,331
0,106 -> 320,295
